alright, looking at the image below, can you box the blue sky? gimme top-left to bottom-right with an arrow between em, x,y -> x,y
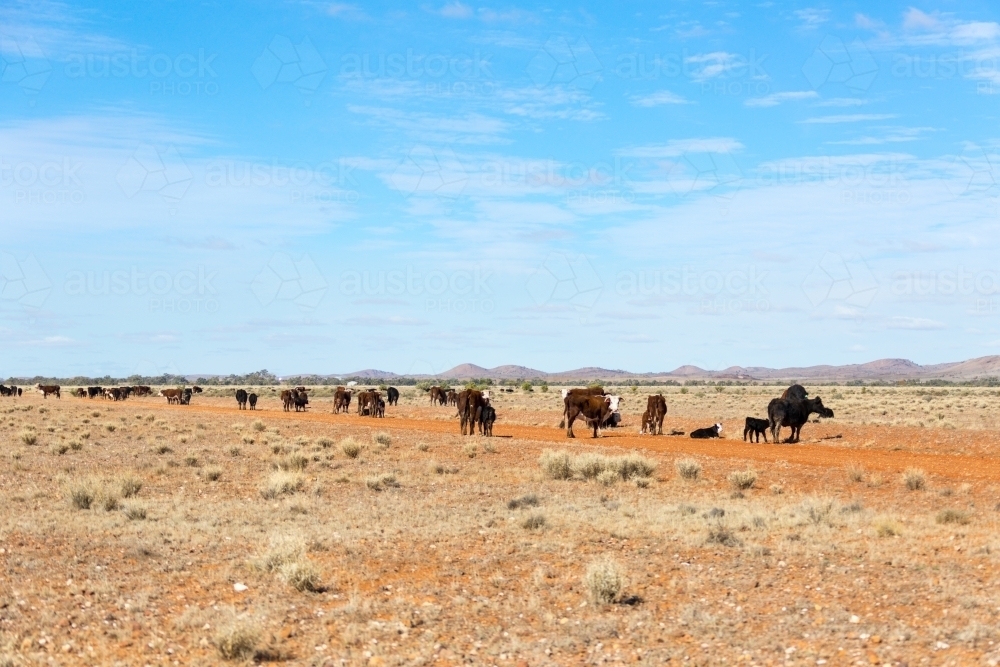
2,1 -> 1000,376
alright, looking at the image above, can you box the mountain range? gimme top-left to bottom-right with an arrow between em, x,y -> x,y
316,356 -> 1000,382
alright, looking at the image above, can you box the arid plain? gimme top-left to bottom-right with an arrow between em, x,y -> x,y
2,384 -> 1000,666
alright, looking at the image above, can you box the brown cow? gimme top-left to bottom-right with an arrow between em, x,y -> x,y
72,388 -> 86,398
36,384 -> 60,399
132,385 -> 152,396
446,389 -> 458,406
160,388 -> 183,404
280,389 -> 293,411
428,386 -> 447,406
645,394 -> 667,435
456,389 -> 487,436
564,394 -> 612,438
557,387 -> 605,428
356,390 -> 376,416
334,387 -> 352,413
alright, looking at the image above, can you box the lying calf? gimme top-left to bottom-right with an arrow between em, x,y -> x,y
690,423 -> 722,439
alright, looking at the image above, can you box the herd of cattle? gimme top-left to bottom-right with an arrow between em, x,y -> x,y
12,380 -> 833,443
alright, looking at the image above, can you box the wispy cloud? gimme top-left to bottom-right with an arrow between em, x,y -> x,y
436,2 -> 472,19
616,137 -> 744,158
887,316 -> 946,330
683,52 -> 744,81
629,90 -> 690,107
799,114 -> 898,124
794,8 -> 830,29
815,97 -> 869,107
744,91 -> 818,107
827,126 -> 935,145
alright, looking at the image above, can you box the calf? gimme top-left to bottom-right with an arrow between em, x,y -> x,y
333,387 -> 352,413
479,404 -> 496,436
640,409 -> 653,434
179,388 -> 193,405
374,397 -> 386,418
248,393 -> 258,410
743,417 -> 769,443
235,389 -> 248,409
280,389 -> 293,412
72,388 -> 86,397
446,389 -> 458,406
291,388 -> 308,412
690,423 -> 722,439
428,386 -> 447,405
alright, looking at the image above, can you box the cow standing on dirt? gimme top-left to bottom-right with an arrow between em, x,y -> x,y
334,387 -> 352,414
768,395 -> 833,443
446,389 -> 457,406
743,417 -> 769,443
645,394 -> 667,435
558,387 -> 605,430
161,388 -> 183,404
562,394 -> 612,438
457,389 -> 487,436
235,389 -> 248,410
36,384 -> 60,399
428,386 -> 447,406
356,390 -> 376,416
386,387 -> 400,406
248,393 -> 258,410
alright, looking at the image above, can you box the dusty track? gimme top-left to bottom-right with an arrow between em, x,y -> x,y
151,400 -> 1000,482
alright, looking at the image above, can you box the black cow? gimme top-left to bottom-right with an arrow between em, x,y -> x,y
291,388 -> 309,412
386,387 -> 400,406
178,388 -> 193,405
374,397 -> 385,418
768,396 -> 834,443
87,386 -> 103,398
690,423 -> 722,439
479,404 -> 496,436
248,393 -> 258,410
235,389 -> 248,410
743,417 -> 769,443
781,384 -> 808,401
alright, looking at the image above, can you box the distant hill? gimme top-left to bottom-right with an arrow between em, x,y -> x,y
331,356 -> 1000,382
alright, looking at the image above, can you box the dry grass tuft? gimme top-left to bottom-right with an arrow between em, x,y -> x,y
675,458 -> 701,480
521,513 -> 546,530
903,468 -> 927,491
372,431 -> 391,448
936,508 -> 971,525
463,443 -> 478,458
727,469 -> 758,491
584,557 -> 626,604
214,622 -> 259,661
280,560 -> 322,592
366,473 -> 399,491
122,502 -> 147,521
251,420 -> 266,432
507,494 -> 539,510
278,454 -> 309,471
260,472 -> 304,499
119,474 -> 143,498
18,430 -> 37,446
341,437 -> 362,459
539,450 -> 572,480
203,467 -> 223,482
847,463 -> 865,483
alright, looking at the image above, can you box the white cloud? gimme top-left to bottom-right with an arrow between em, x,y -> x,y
887,316 -> 946,330
616,137 -> 744,158
815,97 -> 869,107
683,52 -> 743,81
438,2 -> 472,19
799,114 -> 898,124
794,8 -> 830,28
744,91 -> 818,107
629,90 -> 690,107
